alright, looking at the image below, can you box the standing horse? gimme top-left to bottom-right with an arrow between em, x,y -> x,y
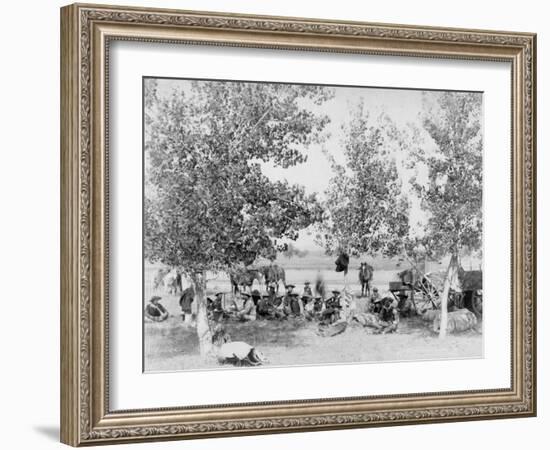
152,267 -> 170,291
163,268 -> 184,295
358,262 -> 374,297
229,268 -> 263,294
260,264 -> 286,292
153,267 -> 190,295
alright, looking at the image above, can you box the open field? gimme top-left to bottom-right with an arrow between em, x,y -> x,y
145,312 -> 482,372
144,261 -> 483,372
145,259 -> 413,302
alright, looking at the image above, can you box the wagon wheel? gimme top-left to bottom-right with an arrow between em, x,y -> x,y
412,292 -> 437,312
416,279 -> 439,311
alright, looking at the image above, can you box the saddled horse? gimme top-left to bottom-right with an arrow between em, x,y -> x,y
358,262 -> 374,297
260,264 -> 286,292
229,268 -> 263,294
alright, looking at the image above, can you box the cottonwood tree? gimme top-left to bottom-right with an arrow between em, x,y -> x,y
411,91 -> 483,338
144,79 -> 331,356
319,102 -> 410,263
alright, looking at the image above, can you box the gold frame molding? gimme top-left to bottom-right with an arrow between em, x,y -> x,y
60,2 -> 537,446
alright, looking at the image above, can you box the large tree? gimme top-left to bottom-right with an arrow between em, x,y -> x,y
319,102 -> 410,261
411,91 -> 483,337
144,79 -> 331,356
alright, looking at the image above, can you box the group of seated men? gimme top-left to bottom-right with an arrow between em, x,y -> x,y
145,282 -> 400,334
216,282 -> 351,325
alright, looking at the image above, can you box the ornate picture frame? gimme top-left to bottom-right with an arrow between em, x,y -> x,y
60,3 -> 536,446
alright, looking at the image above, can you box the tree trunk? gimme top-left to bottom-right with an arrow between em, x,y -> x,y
191,272 -> 213,357
439,253 -> 459,339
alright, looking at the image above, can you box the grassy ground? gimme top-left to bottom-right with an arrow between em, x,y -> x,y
144,293 -> 483,372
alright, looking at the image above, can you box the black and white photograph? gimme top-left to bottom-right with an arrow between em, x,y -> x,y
143,77 -> 484,372
0,0 -> 544,447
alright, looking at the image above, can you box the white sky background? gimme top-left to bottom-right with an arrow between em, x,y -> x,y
151,79 -> 478,252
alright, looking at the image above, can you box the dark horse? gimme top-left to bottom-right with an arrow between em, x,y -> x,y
260,264 -> 286,292
229,268 -> 263,294
358,262 -> 374,297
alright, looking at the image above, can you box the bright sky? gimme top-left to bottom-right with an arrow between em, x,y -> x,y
150,79 -> 473,252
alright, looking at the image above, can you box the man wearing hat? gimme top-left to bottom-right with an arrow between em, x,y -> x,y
210,292 -> 225,322
265,284 -> 281,308
377,296 -> 399,333
144,296 -> 169,322
256,294 -> 272,319
369,287 -> 382,313
312,296 -> 325,318
289,293 -> 304,317
281,284 -> 304,318
255,291 -> 276,319
303,281 -> 313,297
279,284 -> 294,315
235,292 -> 256,321
179,287 -> 195,322
320,290 -> 342,324
251,289 -> 262,306
395,290 -> 413,317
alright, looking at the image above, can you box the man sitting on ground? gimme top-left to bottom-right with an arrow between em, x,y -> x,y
279,284 -> 296,317
266,284 -> 281,308
312,296 -> 325,319
144,296 -> 169,322
235,292 -> 256,322
256,294 -> 272,319
302,294 -> 315,320
369,287 -> 381,312
210,292 -> 225,322
320,290 -> 342,324
377,297 -> 399,334
281,284 -> 304,318
257,294 -> 285,320
251,289 -> 262,306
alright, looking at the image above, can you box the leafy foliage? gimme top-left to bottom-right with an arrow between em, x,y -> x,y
410,92 -> 483,338
410,92 -> 483,258
318,101 -> 410,257
144,79 -> 332,275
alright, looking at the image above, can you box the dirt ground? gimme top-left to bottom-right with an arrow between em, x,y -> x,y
144,292 -> 483,372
